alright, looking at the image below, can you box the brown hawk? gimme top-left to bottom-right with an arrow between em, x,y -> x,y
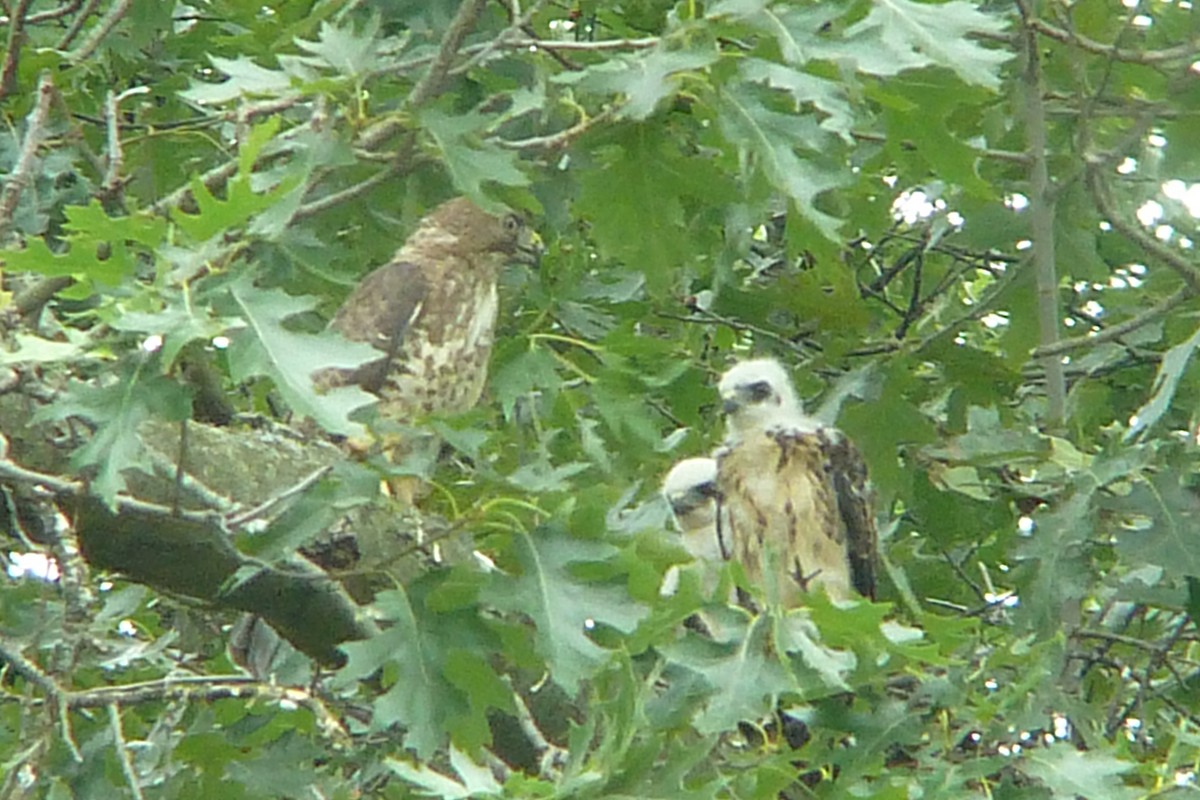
715,358 -> 876,606
314,197 -> 541,431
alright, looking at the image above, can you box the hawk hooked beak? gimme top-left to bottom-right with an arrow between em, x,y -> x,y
514,229 -> 545,267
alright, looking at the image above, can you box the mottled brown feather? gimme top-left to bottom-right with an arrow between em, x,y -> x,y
312,197 -> 539,426
718,426 -> 876,606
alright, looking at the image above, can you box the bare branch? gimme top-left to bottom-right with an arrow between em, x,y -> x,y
56,0 -> 101,49
1031,287 -> 1193,359
496,106 -> 617,150
293,159 -> 410,222
0,0 -> 31,100
0,637 -> 59,694
451,0 -> 550,76
10,276 -> 75,320
1031,18 -> 1198,65
407,0 -> 491,108
225,466 -> 331,529
0,71 -> 55,242
0,453 -> 218,528
506,36 -> 660,53
108,704 -> 145,800
65,0 -> 133,64
1017,4 -> 1066,426
1088,165 -> 1200,293
26,0 -> 82,24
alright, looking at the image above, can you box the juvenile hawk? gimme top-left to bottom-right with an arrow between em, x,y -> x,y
715,358 -> 876,606
661,457 -> 728,597
314,197 -> 541,427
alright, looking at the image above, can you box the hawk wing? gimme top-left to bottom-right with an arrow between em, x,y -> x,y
718,427 -> 871,606
821,430 -> 877,600
324,260 -> 429,396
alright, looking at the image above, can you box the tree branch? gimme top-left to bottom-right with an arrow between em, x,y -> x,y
1031,18 -> 1198,65
407,0 -> 491,108
1031,287 -> 1193,359
0,71 -> 54,242
65,0 -> 133,64
1018,3 -> 1066,426
1087,165 -> 1200,293
0,0 -> 31,100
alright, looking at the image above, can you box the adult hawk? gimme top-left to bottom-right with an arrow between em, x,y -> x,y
314,197 -> 541,430
661,457 -> 728,597
715,358 -> 876,606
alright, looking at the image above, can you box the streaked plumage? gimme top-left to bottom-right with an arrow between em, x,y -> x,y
716,358 -> 876,606
313,197 -> 541,426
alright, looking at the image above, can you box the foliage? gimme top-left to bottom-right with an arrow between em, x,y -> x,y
1,0 -> 1199,798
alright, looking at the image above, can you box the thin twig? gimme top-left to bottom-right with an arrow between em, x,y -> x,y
1088,165 -> 1200,293
65,0 -> 134,64
849,130 -> 1031,165
496,105 -> 617,150
108,704 -> 145,800
26,0 -> 82,23
504,676 -> 566,779
293,160 -> 409,222
407,0 -> 491,108
62,677 -> 350,744
225,466 -> 331,529
655,308 -> 814,357
1031,18 -> 1198,65
1031,287 -> 1193,358
0,71 -> 55,241
101,89 -> 147,202
0,638 -> 58,694
506,36 -> 660,52
55,0 -> 101,49
0,0 -> 31,99
451,0 -> 550,76
142,443 -> 239,514
0,456 -> 219,528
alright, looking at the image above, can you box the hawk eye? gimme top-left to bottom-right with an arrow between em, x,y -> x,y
748,381 -> 774,402
502,214 -> 522,234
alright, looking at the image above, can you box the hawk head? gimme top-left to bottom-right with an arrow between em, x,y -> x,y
662,457 -> 720,530
408,197 -> 543,267
718,358 -> 809,441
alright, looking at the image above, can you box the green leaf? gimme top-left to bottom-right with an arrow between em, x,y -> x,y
661,613 -> 793,734
338,578 -> 505,759
558,46 -> 717,120
2,202 -> 166,285
174,140 -> 305,243
224,279 -> 379,438
1124,323 -> 1200,441
290,18 -> 394,77
386,758 -> 472,800
482,524 -> 649,692
111,291 -> 239,368
1105,471 -> 1200,584
832,0 -> 1011,89
421,109 -> 529,203
739,59 -> 854,140
0,331 -> 86,365
716,91 -> 845,239
1023,746 -> 1139,800
576,125 -> 729,293
31,360 -> 192,507
181,55 -> 294,105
